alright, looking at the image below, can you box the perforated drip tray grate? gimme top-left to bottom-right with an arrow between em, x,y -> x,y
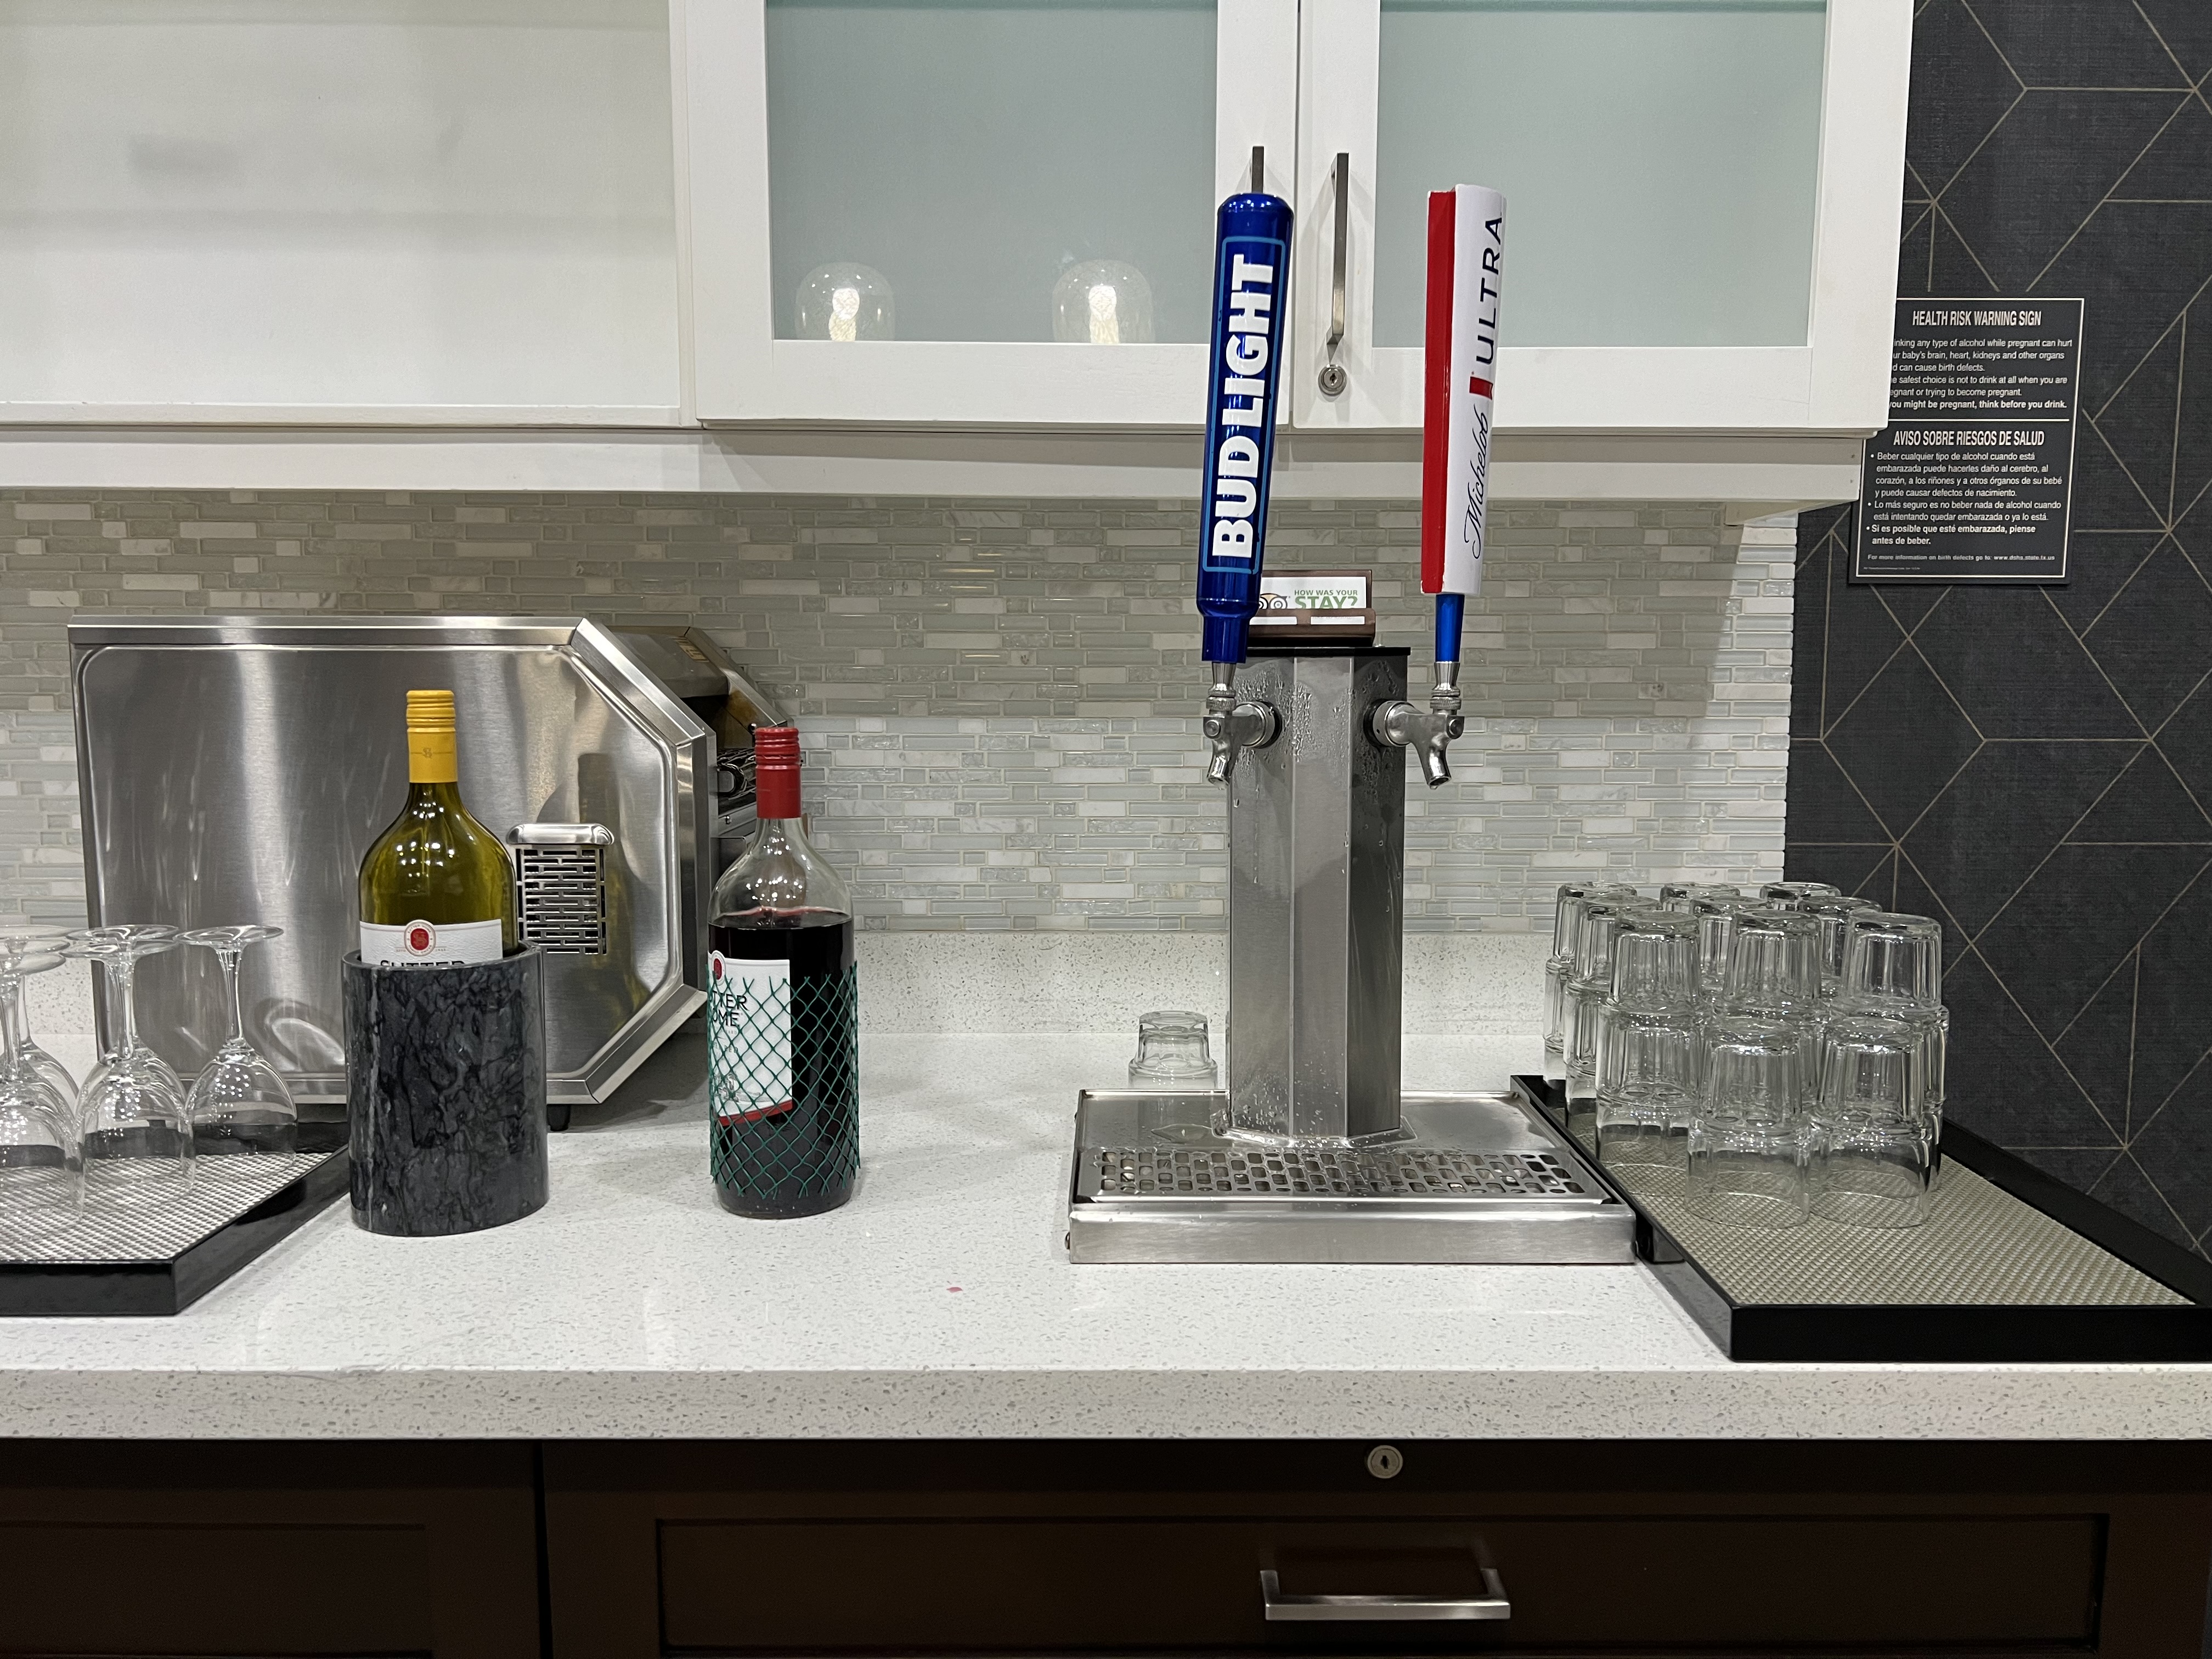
1086,1144 -> 1589,1201
0,1152 -> 336,1263
1066,1090 -> 1634,1265
0,1127 -> 349,1317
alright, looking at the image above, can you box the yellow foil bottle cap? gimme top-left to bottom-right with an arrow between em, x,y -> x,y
405,690 -> 459,782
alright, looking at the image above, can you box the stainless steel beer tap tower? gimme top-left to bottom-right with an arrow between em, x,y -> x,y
1066,640 -> 1628,1264
1063,170 -> 1627,1263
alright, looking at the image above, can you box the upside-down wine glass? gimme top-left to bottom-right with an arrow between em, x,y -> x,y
182,926 -> 296,1155
0,945 -> 79,1223
0,930 -> 79,1130
65,924 -> 190,1201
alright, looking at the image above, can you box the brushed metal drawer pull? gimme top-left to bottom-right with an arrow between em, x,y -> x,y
1259,1566 -> 1510,1622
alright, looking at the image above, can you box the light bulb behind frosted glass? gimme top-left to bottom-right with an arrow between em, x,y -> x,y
795,262 -> 895,341
1052,259 -> 1153,343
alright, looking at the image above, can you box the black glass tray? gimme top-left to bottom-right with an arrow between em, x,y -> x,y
1515,1076 -> 2212,1362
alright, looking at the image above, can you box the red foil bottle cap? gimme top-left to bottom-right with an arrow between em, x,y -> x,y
753,725 -> 803,819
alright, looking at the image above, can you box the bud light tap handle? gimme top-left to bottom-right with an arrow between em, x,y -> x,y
1197,188 -> 1293,668
1197,184 -> 1292,785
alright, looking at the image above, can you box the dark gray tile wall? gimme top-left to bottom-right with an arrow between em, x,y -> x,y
1789,0 -> 2212,1258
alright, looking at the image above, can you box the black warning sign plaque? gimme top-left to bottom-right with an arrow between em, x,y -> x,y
1852,298 -> 2083,584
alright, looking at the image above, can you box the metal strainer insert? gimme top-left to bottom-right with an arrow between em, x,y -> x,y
1087,1145 -> 1585,1200
1066,1089 -> 1635,1263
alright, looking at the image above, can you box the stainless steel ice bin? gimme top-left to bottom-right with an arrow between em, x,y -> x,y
69,614 -> 782,1107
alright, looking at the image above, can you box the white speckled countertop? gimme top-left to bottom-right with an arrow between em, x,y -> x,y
0,1028 -> 2207,1441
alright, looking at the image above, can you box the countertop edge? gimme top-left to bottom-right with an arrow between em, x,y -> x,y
1,1366 -> 2208,1441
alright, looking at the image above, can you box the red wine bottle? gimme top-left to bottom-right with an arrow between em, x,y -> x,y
706,726 -> 858,1218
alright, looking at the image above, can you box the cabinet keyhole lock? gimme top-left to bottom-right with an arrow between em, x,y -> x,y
1366,1444 -> 1404,1480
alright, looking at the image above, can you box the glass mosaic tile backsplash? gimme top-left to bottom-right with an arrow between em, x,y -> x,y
0,491 -> 1791,931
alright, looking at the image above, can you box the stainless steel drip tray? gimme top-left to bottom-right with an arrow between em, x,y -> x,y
1066,1091 -> 1635,1264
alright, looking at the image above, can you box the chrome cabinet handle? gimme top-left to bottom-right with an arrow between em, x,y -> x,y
1319,151 -> 1350,397
1259,1566 -> 1510,1622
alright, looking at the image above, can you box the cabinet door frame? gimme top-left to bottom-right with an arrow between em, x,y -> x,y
676,0 -> 1296,427
1290,0 -> 1911,435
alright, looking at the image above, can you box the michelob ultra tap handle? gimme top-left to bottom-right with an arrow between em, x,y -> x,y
1420,184 -> 1506,668
1196,185 -> 1293,667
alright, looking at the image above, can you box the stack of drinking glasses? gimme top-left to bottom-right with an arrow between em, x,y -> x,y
1556,877 -> 1953,1234
1561,895 -> 1652,1119
1542,882 -> 1636,1082
1810,912 -> 1947,1227
1690,909 -> 1826,1227
1590,911 -> 1702,1170
0,921 -> 297,1228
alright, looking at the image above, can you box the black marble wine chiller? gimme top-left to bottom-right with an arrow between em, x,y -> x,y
341,949 -> 550,1237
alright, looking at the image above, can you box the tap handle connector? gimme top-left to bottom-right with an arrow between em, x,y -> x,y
1203,662 -> 1279,786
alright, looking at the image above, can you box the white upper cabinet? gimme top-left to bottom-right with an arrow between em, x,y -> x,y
0,0 -> 1909,469
1291,0 -> 1910,433
0,0 -> 682,423
679,0 -> 1297,426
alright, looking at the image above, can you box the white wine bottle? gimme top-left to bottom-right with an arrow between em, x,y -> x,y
358,690 -> 517,966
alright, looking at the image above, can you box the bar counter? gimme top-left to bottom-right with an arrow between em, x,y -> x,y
0,1031 -> 2205,1441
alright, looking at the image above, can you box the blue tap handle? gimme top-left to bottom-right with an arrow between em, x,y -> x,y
1197,189 -> 1293,665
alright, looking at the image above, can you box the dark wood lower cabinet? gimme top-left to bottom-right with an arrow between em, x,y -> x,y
0,1442 -> 540,1659
544,1442 -> 2212,1659
0,1441 -> 2203,1657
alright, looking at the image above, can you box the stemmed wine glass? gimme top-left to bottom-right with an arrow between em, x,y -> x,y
0,944 -> 80,1222
181,926 -> 296,1155
0,930 -> 80,1130
64,924 -> 190,1201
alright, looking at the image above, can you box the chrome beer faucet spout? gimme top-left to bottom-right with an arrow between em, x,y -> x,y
1203,662 -> 1279,785
1372,661 -> 1464,789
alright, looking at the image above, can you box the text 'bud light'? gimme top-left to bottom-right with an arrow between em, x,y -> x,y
1196,187 -> 1293,665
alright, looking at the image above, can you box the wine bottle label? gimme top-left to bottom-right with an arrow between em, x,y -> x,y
707,952 -> 793,1123
360,918 -> 503,967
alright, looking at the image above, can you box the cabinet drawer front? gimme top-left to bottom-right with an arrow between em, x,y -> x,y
0,1521 -> 432,1655
660,1515 -> 2100,1651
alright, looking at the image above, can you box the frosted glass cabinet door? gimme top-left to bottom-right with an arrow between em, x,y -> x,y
767,1 -> 1216,345
682,0 -> 1297,424
0,0 -> 682,420
1293,0 -> 1910,433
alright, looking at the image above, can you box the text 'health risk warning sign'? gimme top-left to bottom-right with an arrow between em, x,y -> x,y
1853,298 -> 2083,584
